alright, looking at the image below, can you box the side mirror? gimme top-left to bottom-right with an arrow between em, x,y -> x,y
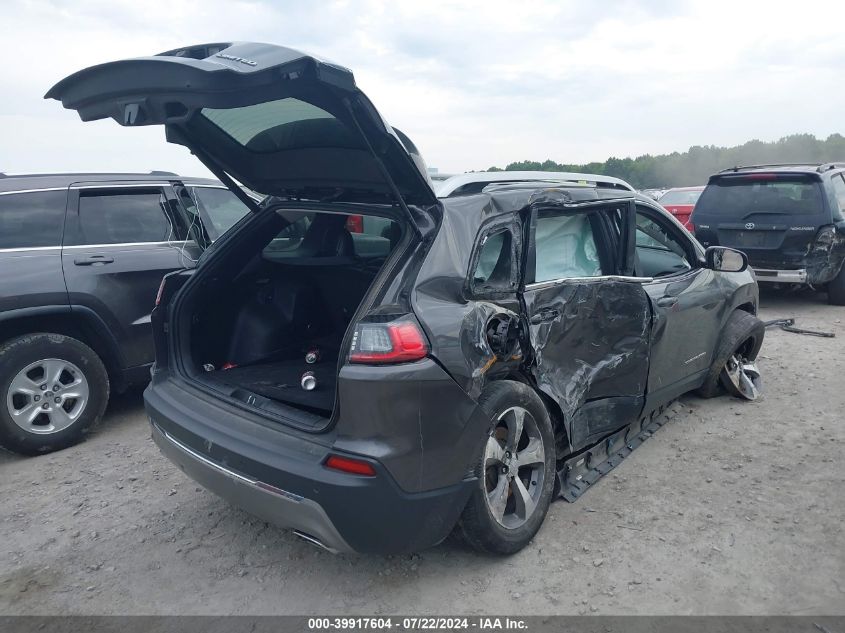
704,246 -> 748,273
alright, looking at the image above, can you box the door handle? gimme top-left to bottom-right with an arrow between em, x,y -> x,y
656,296 -> 678,308
73,255 -> 114,266
530,308 -> 561,324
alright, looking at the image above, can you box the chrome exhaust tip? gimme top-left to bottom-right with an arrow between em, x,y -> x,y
293,530 -> 338,554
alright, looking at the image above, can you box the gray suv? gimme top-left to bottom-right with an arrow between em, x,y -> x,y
49,42 -> 764,554
0,173 -> 249,454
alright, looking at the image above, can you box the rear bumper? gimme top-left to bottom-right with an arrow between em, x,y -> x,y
151,422 -> 353,553
752,267 -> 808,284
144,376 -> 476,554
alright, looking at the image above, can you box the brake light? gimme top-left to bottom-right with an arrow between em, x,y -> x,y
345,215 -> 364,233
738,173 -> 777,180
325,455 -> 376,476
349,320 -> 428,364
155,277 -> 167,307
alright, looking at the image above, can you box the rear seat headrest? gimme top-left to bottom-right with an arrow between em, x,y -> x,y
301,214 -> 356,257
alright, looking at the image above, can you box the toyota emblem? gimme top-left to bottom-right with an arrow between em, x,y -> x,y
745,222 -> 755,230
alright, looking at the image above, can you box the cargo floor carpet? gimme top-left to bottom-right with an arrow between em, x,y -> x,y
208,358 -> 336,413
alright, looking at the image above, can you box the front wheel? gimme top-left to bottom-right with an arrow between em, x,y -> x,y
697,311 -> 764,400
457,381 -> 556,554
0,334 -> 109,455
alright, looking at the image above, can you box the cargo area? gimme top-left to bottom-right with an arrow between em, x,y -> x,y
180,208 -> 403,423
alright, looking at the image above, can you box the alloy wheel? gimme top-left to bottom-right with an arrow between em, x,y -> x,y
483,406 -> 547,529
723,353 -> 761,401
6,358 -> 90,434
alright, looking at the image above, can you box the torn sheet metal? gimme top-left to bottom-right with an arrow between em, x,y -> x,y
523,279 -> 651,451
412,192 -> 527,400
804,226 -> 845,285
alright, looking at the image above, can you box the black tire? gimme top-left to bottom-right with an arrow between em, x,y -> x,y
457,380 -> 556,555
827,263 -> 845,306
0,333 -> 109,455
696,311 -> 765,399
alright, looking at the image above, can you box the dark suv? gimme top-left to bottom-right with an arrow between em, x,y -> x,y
691,163 -> 845,304
0,172 -> 249,454
49,42 -> 764,554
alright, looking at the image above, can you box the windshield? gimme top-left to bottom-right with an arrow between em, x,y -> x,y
659,189 -> 702,205
696,175 -> 824,216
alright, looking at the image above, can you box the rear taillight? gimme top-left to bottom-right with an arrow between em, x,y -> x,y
349,319 -> 428,364
155,271 -> 192,308
155,277 -> 167,307
689,223 -> 696,233
345,215 -> 364,233
324,455 -> 376,476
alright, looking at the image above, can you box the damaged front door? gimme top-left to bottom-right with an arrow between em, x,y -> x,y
521,204 -> 651,452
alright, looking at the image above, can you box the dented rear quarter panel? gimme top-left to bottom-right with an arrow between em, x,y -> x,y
806,219 -> 845,284
412,193 -> 526,399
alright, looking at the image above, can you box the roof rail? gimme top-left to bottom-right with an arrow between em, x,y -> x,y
817,162 -> 845,173
719,163 -> 818,173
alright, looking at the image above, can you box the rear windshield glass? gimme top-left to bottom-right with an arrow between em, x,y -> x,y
696,176 -> 824,216
199,98 -> 359,154
659,189 -> 702,205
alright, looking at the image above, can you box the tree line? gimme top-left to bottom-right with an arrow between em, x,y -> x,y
487,133 -> 845,189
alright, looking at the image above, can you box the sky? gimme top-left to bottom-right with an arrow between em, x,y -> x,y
2,0 -> 844,178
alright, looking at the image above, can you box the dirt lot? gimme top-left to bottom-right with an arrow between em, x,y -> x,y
1,287 -> 843,616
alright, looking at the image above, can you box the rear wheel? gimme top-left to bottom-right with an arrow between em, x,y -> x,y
458,381 -> 556,554
0,334 -> 109,455
827,263 -> 845,306
697,311 -> 764,400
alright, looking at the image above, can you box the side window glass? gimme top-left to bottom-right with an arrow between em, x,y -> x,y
264,212 -> 313,252
0,191 -> 66,249
832,174 -> 845,213
635,211 -> 693,277
72,190 -> 172,245
263,212 -> 400,259
348,215 -> 400,258
534,212 -> 602,282
471,229 -> 513,292
189,187 -> 250,240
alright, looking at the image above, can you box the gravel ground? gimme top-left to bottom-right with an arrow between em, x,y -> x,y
1,287 -> 843,616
